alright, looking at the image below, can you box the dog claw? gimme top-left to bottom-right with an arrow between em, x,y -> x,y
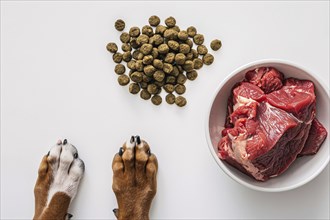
136,135 -> 141,145
130,136 -> 135,143
113,208 -> 119,218
63,139 -> 68,145
119,147 -> 124,156
66,213 -> 73,220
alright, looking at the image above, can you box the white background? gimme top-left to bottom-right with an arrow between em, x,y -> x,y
1,1 -> 329,219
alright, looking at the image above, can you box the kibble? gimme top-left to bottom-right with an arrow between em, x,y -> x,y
165,93 -> 175,104
106,42 -> 118,53
120,32 -> 130,43
186,70 -> 198,80
113,53 -> 123,63
203,53 -> 214,65
187,26 -> 197,37
129,27 -> 140,37
197,45 -> 208,55
115,64 -> 126,75
115,19 -> 125,31
142,25 -> 154,37
107,16 -> 221,107
210,39 -> 222,51
149,15 -> 161,27
175,96 -> 187,107
151,95 -> 162,105
140,89 -> 151,100
118,74 -> 130,86
193,34 -> 204,45
165,16 -> 176,28
129,83 -> 140,94
175,84 -> 186,95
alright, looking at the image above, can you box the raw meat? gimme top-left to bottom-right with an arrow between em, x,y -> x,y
218,67 -> 327,181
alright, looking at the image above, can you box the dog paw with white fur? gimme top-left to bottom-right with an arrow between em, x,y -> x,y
112,136 -> 158,220
33,139 -> 84,220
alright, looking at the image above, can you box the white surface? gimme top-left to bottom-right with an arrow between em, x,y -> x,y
1,1 -> 329,219
206,59 -> 330,192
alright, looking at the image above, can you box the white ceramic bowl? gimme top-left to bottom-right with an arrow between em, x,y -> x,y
205,59 -> 329,192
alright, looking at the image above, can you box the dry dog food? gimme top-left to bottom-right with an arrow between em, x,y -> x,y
107,16 -> 222,107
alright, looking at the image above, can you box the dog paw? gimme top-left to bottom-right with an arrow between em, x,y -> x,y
112,136 -> 158,220
34,139 -> 84,220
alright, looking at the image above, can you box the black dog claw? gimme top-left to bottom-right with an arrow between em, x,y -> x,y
135,135 -> 141,145
63,139 -> 68,145
119,147 -> 124,156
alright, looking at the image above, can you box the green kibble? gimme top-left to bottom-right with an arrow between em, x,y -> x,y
193,34 -> 204,45
177,73 -> 187,85
164,53 -> 175,63
210,39 -> 222,51
186,70 -> 198,81
163,63 -> 173,74
191,48 -> 198,58
155,25 -> 167,35
140,44 -> 153,55
175,96 -> 187,107
143,55 -> 153,65
171,66 -> 180,77
168,40 -> 180,51
142,74 -> 152,83
179,44 -> 190,54
154,70 -> 165,82
165,16 -> 176,28
175,84 -> 186,95
135,60 -> 144,71
175,53 -> 186,65
129,26 -> 140,37
149,34 -> 163,46
186,52 -> 193,61
132,50 -> 144,60
151,48 -> 159,58
187,26 -> 197,37
129,83 -> 141,94
178,30 -> 188,41
183,60 -> 194,72
106,42 -> 118,53
140,82 -> 148,89
154,81 -> 165,89
142,25 -> 154,37
163,29 -> 178,40
149,15 -> 161,27
163,84 -> 175,93
143,65 -> 156,76
147,83 -> 158,94
120,32 -> 130,43
121,43 -> 132,52
203,53 -> 214,65
140,89 -> 151,100
151,94 -> 162,105
131,71 -> 143,83
130,38 -> 139,49
127,60 -> 136,70
114,64 -> 126,75
171,25 -> 180,32
193,58 -> 203,69
185,39 -> 193,48
118,74 -> 130,86
153,59 -> 163,69
158,44 -> 169,54
197,45 -> 208,55
122,51 -> 132,62
113,53 -> 123,63
115,19 -> 125,31
136,34 -> 149,46
166,76 -> 176,84
165,93 -> 176,104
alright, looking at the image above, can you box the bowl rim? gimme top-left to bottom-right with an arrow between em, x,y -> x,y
205,58 -> 330,192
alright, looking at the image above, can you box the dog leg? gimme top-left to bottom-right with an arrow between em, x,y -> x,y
33,139 -> 84,220
112,136 -> 158,220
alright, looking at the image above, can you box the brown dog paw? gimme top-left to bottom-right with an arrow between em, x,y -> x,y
112,136 -> 158,220
33,139 -> 84,220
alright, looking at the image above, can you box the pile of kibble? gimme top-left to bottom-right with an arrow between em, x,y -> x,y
106,16 -> 222,107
